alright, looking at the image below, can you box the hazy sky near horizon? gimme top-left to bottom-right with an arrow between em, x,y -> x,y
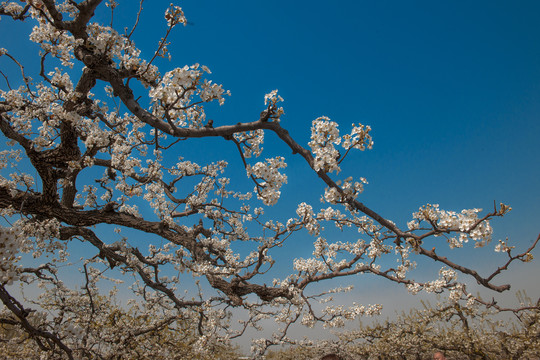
1,0 -> 539,349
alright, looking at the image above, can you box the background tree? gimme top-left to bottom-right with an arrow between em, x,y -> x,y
269,292 -> 540,359
0,1 -> 538,358
0,289 -> 241,359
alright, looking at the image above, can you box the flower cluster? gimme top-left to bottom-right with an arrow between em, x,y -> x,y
343,123 -> 373,151
234,130 -> 264,158
326,176 -> 368,203
309,117 -> 342,173
29,17 -> 82,67
293,203 -> 320,235
246,157 -> 287,205
1,2 -> 24,17
309,118 -> 373,174
322,303 -> 382,328
410,203 -> 493,248
164,4 -> 187,27
263,89 -> 285,121
149,64 -> 229,128
0,227 -> 25,285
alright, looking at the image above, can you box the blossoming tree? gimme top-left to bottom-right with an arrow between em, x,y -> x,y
0,1 -> 538,358
267,293 -> 540,359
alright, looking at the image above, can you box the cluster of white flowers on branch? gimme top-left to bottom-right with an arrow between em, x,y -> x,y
0,1 -> 537,359
309,118 -> 373,174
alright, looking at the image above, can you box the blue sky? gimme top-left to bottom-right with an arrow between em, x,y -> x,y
1,0 -> 540,347
160,0 -> 540,260
136,1 -> 540,322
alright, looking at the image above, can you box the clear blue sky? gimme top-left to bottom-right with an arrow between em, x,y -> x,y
1,0 -> 539,345
139,0 -> 540,313
161,0 -> 540,257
